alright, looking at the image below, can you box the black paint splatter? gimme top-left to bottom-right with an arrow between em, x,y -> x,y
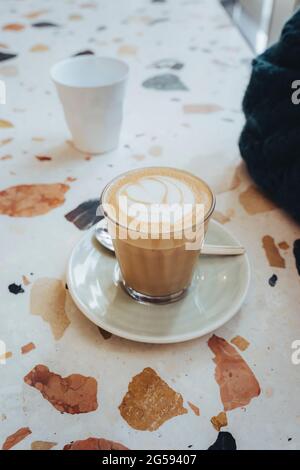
0,52 -> 17,62
65,199 -> 103,230
268,274 -> 278,287
97,26 -> 107,31
151,58 -> 184,71
8,283 -> 24,295
152,0 -> 166,2
31,22 -> 59,28
73,50 -> 95,57
293,240 -> 300,275
149,18 -> 169,26
98,327 -> 112,340
208,432 -> 237,450
142,74 -> 188,91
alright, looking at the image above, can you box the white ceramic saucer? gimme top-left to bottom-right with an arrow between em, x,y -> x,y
67,220 -> 250,344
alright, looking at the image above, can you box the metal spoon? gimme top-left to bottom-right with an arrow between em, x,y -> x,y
95,220 -> 245,256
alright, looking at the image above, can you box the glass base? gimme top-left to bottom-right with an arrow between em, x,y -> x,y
121,281 -> 188,305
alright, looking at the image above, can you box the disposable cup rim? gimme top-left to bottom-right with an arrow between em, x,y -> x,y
50,55 -> 129,89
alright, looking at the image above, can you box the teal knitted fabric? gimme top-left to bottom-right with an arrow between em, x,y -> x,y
239,10 -> 300,222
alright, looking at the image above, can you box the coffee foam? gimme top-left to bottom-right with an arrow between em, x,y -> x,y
102,167 -> 214,231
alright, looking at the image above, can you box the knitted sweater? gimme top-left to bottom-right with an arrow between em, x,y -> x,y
239,10 -> 300,223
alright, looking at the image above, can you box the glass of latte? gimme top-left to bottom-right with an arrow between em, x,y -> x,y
101,167 -> 215,304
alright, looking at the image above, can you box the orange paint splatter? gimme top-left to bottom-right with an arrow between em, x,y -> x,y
21,342 -> 36,355
119,367 -> 187,431
213,209 -> 235,224
278,241 -> 289,250
0,183 -> 69,217
64,438 -> 128,450
0,138 -> 13,147
0,351 -> 12,361
32,137 -> 45,142
23,10 -> 49,19
0,155 -> 12,161
148,145 -> 162,157
188,401 -> 200,416
65,177 -> 77,183
117,45 -> 138,56
22,275 -> 30,286
69,14 -> 84,21
132,154 -> 145,161
30,278 -> 70,340
30,44 -> 49,52
183,104 -> 223,114
3,24 -> 25,32
262,236 -> 285,268
230,335 -> 250,351
2,427 -> 32,450
208,335 -> 261,412
35,155 -> 52,161
211,411 -> 227,431
0,119 -> 13,128
31,441 -> 57,450
239,185 -> 276,215
24,364 -> 98,414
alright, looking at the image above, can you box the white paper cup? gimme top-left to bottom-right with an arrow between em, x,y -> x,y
51,56 -> 129,154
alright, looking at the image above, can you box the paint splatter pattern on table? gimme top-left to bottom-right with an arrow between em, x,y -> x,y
1,0 -> 300,451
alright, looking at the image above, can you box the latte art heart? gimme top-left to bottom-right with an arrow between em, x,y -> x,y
103,167 -> 213,231
116,176 -> 197,224
119,176 -> 196,206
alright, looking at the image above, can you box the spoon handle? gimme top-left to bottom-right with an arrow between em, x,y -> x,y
201,244 -> 245,255
95,224 -> 245,256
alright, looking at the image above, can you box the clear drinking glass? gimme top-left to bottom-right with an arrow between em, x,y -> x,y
100,168 -> 215,304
